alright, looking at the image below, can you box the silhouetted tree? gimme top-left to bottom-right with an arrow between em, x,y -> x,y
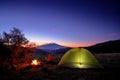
10,27 -> 29,47
1,27 -> 30,69
2,32 -> 11,46
1,27 -> 29,47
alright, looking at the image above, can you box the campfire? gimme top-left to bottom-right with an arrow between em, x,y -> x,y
31,59 -> 40,66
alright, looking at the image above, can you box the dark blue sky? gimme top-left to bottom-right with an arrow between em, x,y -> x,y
0,0 -> 120,47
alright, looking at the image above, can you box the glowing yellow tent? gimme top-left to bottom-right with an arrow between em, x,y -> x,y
58,48 -> 103,68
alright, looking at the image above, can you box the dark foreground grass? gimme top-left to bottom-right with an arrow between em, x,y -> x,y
0,53 -> 120,80
0,66 -> 120,80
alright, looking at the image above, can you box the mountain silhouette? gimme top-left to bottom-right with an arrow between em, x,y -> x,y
86,39 -> 120,53
36,43 -> 70,53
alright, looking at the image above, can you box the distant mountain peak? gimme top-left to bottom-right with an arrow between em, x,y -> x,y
36,43 -> 70,54
37,43 -> 67,50
41,43 -> 61,46
36,43 -> 70,53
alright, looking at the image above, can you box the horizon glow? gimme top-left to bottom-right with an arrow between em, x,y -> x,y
0,0 -> 120,47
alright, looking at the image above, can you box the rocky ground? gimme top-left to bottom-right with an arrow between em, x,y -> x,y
0,53 -> 120,80
0,66 -> 119,80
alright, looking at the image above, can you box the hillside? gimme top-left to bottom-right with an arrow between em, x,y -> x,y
86,40 -> 120,53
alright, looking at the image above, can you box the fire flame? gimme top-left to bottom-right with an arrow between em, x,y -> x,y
31,59 -> 40,66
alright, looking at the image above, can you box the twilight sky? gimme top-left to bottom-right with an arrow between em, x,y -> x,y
0,0 -> 120,47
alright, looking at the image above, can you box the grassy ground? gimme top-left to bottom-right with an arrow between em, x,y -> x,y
0,53 -> 120,80
0,66 -> 119,80
95,53 -> 120,68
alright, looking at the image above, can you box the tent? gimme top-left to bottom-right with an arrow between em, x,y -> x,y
58,48 -> 103,68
